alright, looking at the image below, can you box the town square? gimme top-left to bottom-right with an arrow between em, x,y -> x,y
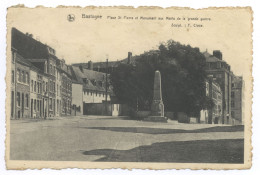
10,115 -> 244,163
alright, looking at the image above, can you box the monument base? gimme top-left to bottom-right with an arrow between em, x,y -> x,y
143,116 -> 168,123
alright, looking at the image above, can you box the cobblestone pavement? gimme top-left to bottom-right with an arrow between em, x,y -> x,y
10,116 -> 244,163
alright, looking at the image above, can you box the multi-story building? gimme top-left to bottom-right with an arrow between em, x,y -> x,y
11,48 -> 17,119
203,50 -> 233,124
200,77 -> 223,124
12,27 -> 58,118
231,76 -> 244,125
13,53 -> 31,119
30,67 -> 47,119
71,65 -> 112,104
207,77 -> 223,124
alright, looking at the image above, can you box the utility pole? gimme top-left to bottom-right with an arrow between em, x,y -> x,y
105,58 -> 108,115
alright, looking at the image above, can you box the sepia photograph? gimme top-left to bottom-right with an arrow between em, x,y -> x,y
5,6 -> 252,169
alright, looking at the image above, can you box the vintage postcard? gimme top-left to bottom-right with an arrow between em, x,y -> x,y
5,6 -> 252,169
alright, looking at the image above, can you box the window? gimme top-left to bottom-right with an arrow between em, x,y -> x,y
17,69 -> 21,82
49,98 -> 52,110
26,72 -> 29,84
46,82 -> 48,91
31,80 -> 34,91
22,71 -> 25,83
50,64 -> 52,75
91,92 -> 93,96
37,82 -> 40,93
37,100 -> 39,111
17,92 -> 20,107
34,99 -> 36,111
232,83 -> 235,88
231,111 -> 234,117
43,81 -> 45,92
25,94 -> 29,108
11,70 -> 14,83
44,61 -> 47,73
231,101 -> 235,108
40,83 -> 42,93
57,84 -> 59,94
49,81 -> 52,92
34,81 -> 37,92
53,99 -> 55,112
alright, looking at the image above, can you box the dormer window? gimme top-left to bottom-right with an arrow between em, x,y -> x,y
83,78 -> 88,84
47,47 -> 56,55
91,80 -> 97,86
98,81 -> 103,87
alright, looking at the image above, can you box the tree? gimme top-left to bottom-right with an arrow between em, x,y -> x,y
111,40 -> 213,117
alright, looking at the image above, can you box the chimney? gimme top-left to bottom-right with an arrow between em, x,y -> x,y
88,61 -> 93,70
213,50 -> 222,60
194,47 -> 200,52
79,65 -> 84,72
127,52 -> 132,64
26,32 -> 33,38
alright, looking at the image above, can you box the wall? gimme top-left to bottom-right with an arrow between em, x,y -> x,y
83,103 -> 112,116
83,89 -> 111,103
177,112 -> 190,123
72,83 -> 83,115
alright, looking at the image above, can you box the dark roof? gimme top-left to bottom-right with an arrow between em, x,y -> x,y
11,28 -> 52,60
203,51 -> 225,62
16,52 -> 45,74
92,61 -> 120,69
71,66 -> 112,92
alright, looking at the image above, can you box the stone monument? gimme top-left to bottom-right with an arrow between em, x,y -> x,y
144,70 -> 167,122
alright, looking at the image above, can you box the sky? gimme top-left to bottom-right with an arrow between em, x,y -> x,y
7,7 -> 252,77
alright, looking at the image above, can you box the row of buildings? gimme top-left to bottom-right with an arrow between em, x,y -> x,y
200,50 -> 244,125
10,28 -> 113,119
10,27 -> 244,125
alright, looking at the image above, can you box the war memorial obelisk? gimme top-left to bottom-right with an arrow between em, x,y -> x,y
144,70 -> 167,122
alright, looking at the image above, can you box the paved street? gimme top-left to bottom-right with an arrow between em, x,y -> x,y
10,116 -> 244,163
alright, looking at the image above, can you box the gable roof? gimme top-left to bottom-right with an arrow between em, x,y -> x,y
71,66 -> 112,92
11,28 -> 52,60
